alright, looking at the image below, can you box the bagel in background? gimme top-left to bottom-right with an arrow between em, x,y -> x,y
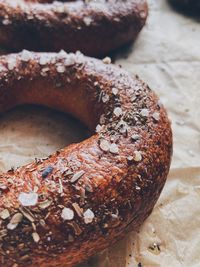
0,0 -> 148,56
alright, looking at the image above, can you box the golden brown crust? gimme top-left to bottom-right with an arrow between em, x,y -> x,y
0,51 -> 172,267
0,0 -> 148,56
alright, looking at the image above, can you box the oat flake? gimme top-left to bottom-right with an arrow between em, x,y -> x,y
10,213 -> 23,224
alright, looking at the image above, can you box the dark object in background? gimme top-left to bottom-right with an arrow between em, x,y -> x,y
169,0 -> 200,15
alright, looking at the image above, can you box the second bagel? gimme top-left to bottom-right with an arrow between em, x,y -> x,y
0,0 -> 148,56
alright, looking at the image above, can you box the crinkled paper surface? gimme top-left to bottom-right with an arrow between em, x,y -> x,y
0,0 -> 200,266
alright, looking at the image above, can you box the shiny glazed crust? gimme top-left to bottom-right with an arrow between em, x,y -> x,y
0,51 -> 172,266
0,0 -> 148,56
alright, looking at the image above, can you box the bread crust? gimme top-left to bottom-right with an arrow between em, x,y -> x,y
0,51 -> 172,266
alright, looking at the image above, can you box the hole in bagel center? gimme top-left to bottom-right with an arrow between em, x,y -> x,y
0,105 -> 89,172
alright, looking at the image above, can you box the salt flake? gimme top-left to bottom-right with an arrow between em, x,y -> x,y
83,209 -> 94,224
18,192 -> 38,206
61,207 -> 74,221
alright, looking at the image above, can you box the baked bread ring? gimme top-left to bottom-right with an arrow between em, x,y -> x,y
0,0 -> 148,56
0,51 -> 172,267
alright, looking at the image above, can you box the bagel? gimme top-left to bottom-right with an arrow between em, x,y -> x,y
0,51 -> 172,267
0,0 -> 148,56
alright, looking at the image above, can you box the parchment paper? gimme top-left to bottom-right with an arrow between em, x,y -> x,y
0,0 -> 200,266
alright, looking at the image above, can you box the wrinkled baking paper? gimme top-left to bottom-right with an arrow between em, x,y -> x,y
0,0 -> 200,266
